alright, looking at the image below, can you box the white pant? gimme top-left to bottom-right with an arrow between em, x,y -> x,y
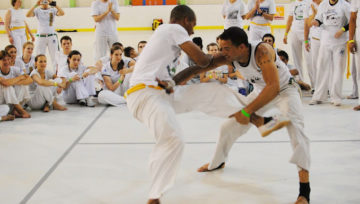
0,85 -> 20,105
0,105 -> 10,118
309,37 -> 321,88
290,31 -> 313,82
354,32 -> 360,104
27,79 -> 61,110
98,87 -> 126,106
207,84 -> 310,172
35,34 -> 59,72
312,43 -> 347,103
11,29 -> 27,57
63,75 -> 96,104
94,34 -> 119,61
248,24 -> 271,42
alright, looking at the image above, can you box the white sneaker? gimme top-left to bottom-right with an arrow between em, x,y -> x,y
86,96 -> 96,107
258,115 -> 290,137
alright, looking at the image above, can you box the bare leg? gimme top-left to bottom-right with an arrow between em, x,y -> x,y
43,102 -> 50,112
53,100 -> 67,111
13,104 -> 30,118
1,115 -> 15,121
354,105 -> 360,111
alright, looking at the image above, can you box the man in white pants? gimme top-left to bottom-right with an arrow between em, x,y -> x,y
126,6 -> 289,204
175,27 -> 311,204
92,0 -> 120,61
349,0 -> 360,110
246,0 -> 276,41
284,0 -> 313,83
304,0 -> 323,92
310,0 -> 350,106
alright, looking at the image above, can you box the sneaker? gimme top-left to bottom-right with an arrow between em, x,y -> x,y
258,115 -> 290,137
79,99 -> 86,106
309,100 -> 322,105
347,95 -> 359,99
86,96 -> 96,107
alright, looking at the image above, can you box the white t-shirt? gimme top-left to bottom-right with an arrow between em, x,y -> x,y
130,24 -> 191,87
101,61 -> 123,90
58,64 -> 87,79
100,55 -> 133,68
205,65 -> 229,83
91,0 -> 120,36
315,0 -> 350,45
17,56 -> 35,75
350,0 -> 360,29
10,8 -> 25,28
248,0 -> 276,25
289,0 -> 310,32
34,7 -> 58,34
222,0 -> 246,29
0,66 -> 23,79
303,1 -> 322,39
14,58 -> 25,74
29,69 -> 54,92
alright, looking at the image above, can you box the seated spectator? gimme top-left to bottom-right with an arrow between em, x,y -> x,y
5,44 -> 25,72
58,50 -> 98,107
0,50 -> 31,118
0,104 -> 15,122
27,54 -> 67,112
17,42 -> 35,75
124,46 -> 138,60
200,43 -> 228,84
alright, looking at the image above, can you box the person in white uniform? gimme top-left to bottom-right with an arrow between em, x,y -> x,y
55,36 -> 74,73
5,0 -> 35,57
97,45 -> 129,106
126,6 -> 289,204
310,0 -> 350,106
58,50 -> 98,107
175,27 -> 311,204
304,0 -> 323,92
245,0 -> 276,41
0,50 -> 31,118
91,0 -> 120,61
200,43 -> 228,84
349,0 -> 360,110
26,0 -> 65,72
0,104 -> 15,122
27,54 -> 67,112
5,45 -> 25,73
284,0 -> 313,83
222,0 -> 247,29
17,42 -> 36,75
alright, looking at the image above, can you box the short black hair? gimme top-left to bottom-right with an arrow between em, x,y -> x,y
219,27 -> 248,47
262,33 -> 275,43
192,37 -> 203,50
60,35 -> 72,44
11,0 -> 17,7
112,42 -> 123,48
277,50 -> 289,61
0,50 -> 10,60
67,50 -> 82,64
138,41 -> 147,47
170,5 -> 196,23
206,42 -> 219,51
124,46 -> 134,58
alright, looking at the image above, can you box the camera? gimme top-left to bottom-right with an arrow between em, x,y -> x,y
41,0 -> 48,4
49,1 -> 57,6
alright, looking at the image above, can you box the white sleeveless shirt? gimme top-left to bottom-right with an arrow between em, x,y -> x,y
10,8 -> 25,28
232,41 -> 291,91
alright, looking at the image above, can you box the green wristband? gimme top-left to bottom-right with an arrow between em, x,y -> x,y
118,79 -> 123,84
68,78 -> 72,83
241,109 -> 251,118
304,40 -> 309,44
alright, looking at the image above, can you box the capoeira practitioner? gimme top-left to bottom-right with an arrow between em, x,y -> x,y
55,36 -> 75,73
0,50 -> 31,118
246,0 -> 276,41
5,45 -> 26,72
27,55 -> 66,112
222,0 -> 247,29
126,6 -> 289,204
97,46 -> 129,106
58,50 -> 98,107
18,42 -> 36,75
349,0 -> 360,110
284,0 -> 313,83
91,0 -> 120,61
304,0 -> 323,92
4,0 -> 35,57
174,27 -> 311,204
310,0 -> 350,106
26,0 -> 65,72
0,104 -> 15,122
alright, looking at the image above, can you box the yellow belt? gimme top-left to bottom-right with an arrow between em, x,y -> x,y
311,37 -> 320,41
250,21 -> 271,27
10,26 -> 30,40
124,83 -> 163,99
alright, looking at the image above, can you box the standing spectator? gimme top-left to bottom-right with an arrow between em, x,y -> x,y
245,0 -> 276,41
5,0 -> 35,57
92,0 -> 120,61
222,0 -> 247,29
26,0 -> 65,72
310,0 -> 350,106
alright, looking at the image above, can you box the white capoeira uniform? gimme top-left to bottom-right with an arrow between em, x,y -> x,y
351,0 -> 360,105
97,61 -> 127,106
34,7 -> 60,72
27,69 -> 61,110
127,24 -> 258,199
91,0 -> 120,61
222,0 -> 247,29
16,55 -> 35,75
304,1 -> 322,88
0,105 -> 10,120
288,0 -> 312,82
247,0 -> 276,41
0,66 -> 31,106
9,8 -> 27,57
58,65 -> 96,104
311,0 -> 350,104
207,41 -> 311,173
99,56 -> 133,90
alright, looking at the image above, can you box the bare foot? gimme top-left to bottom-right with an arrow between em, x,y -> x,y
295,196 -> 309,204
53,101 -> 67,111
43,103 -> 50,112
13,104 -> 31,118
354,105 -> 360,111
197,162 -> 225,172
1,115 -> 15,121
21,111 -> 31,118
147,199 -> 160,204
